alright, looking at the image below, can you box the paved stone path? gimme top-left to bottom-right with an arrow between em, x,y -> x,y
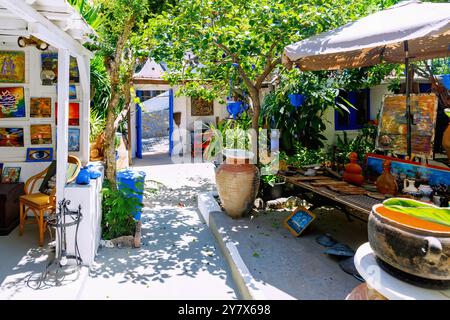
78,155 -> 238,299
0,154 -> 237,300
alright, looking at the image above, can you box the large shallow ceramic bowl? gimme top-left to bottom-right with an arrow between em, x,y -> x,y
368,200 -> 450,281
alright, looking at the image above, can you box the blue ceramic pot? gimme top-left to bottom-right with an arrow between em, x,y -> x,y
288,93 -> 305,108
442,74 -> 450,90
227,101 -> 243,119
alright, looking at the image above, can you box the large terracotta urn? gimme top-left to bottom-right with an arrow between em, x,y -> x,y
215,149 -> 260,219
368,200 -> 450,281
443,108 -> 450,160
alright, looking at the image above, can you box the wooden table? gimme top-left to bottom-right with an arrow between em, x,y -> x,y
279,173 -> 384,222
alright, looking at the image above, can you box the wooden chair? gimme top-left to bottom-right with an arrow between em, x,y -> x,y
19,155 -> 81,246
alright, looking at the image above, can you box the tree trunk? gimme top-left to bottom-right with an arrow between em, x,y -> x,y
250,89 -> 261,163
104,91 -> 120,188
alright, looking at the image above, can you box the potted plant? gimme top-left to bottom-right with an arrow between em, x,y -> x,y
261,174 -> 286,200
288,92 -> 305,108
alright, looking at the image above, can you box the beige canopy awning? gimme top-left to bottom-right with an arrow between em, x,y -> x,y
283,0 -> 450,71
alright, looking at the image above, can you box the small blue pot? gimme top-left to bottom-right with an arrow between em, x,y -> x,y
227,101 -> 243,119
288,93 -> 305,108
442,74 -> 450,90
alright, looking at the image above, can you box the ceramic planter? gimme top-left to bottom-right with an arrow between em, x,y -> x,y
226,101 -> 243,119
441,74 -> 450,90
215,149 -> 260,218
443,108 -> 450,160
368,201 -> 450,281
288,93 -> 305,108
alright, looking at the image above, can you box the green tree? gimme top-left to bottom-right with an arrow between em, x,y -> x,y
150,0 -> 394,135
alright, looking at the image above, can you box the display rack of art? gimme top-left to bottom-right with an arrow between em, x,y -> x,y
376,94 -> 438,158
30,97 -> 51,118
0,51 -> 25,83
0,127 -> 24,147
191,97 -> 214,116
41,52 -> 79,85
0,87 -> 25,118
30,124 -> 52,145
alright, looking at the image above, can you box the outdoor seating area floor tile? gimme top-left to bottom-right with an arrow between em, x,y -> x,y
211,206 -> 369,300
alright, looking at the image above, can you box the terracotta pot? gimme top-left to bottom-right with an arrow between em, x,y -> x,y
215,149 -> 260,218
443,124 -> 450,160
376,160 -> 398,195
368,202 -> 450,280
342,152 -> 364,186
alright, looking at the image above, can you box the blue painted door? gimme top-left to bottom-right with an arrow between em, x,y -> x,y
169,89 -> 174,156
135,90 -> 143,159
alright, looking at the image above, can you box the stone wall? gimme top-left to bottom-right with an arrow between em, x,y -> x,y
142,110 -> 170,138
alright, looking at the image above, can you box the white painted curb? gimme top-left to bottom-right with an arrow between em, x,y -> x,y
197,192 -> 295,300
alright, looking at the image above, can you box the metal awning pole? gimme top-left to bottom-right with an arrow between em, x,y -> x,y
404,40 -> 412,159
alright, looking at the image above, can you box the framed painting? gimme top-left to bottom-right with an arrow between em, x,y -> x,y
0,163 -> 3,177
0,127 -> 24,147
55,102 -> 79,126
191,97 -> 214,116
0,51 -> 25,83
30,97 -> 51,118
284,207 -> 316,237
26,147 -> 53,162
376,94 -> 438,158
365,153 -> 450,187
0,87 -> 26,118
69,85 -> 77,100
68,128 -> 80,151
30,124 -> 52,145
41,53 -> 79,85
1,167 -> 21,183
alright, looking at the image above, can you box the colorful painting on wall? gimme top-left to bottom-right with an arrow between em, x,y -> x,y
30,124 -> 52,145
0,87 -> 25,118
41,53 -> 79,85
0,51 -> 25,83
191,97 -> 214,116
69,85 -> 77,99
55,102 -> 79,126
365,153 -> 450,187
1,166 -> 21,183
0,128 -> 24,147
30,97 -> 51,118
376,94 -> 438,158
68,128 -> 80,151
26,147 -> 53,162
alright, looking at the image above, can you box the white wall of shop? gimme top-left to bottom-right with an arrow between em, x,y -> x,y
0,43 -> 86,182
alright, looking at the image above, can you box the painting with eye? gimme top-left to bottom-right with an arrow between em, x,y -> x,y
26,147 -> 53,162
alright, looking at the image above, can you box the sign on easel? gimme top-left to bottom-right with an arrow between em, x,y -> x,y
284,207 -> 316,237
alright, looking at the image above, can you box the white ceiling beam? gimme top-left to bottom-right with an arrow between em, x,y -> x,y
0,0 -> 92,58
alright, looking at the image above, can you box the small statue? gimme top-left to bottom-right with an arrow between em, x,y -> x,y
376,160 -> 398,195
342,152 -> 364,186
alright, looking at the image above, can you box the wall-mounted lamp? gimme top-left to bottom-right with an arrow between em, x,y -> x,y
17,36 -> 49,51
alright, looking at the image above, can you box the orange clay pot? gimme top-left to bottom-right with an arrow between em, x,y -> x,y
376,160 -> 398,195
215,150 -> 260,219
342,152 -> 364,186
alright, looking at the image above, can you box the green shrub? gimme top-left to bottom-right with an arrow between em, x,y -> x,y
101,181 -> 142,240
